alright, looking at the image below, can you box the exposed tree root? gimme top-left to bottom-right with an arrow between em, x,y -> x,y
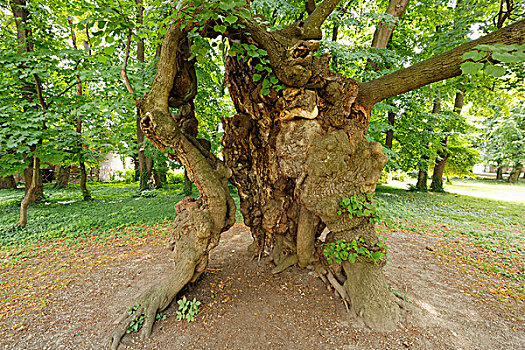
326,270 -> 349,311
271,254 -> 298,274
110,261 -> 196,350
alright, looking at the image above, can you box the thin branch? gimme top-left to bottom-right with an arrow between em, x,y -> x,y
358,19 -> 525,108
302,0 -> 342,39
121,27 -> 136,96
32,74 -> 48,110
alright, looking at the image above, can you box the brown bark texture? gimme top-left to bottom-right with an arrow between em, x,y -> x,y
496,166 -> 504,180
110,1 -> 525,346
0,175 -> 16,189
20,157 -> 39,227
385,111 -> 395,149
508,163 -> 523,183
54,165 -> 71,189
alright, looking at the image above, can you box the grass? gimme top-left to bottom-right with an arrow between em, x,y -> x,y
0,182 -> 188,247
375,182 -> 525,283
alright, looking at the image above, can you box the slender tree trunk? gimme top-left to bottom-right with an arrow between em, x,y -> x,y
135,0 -> 154,191
24,158 -> 44,202
430,90 -> 464,192
183,169 -> 192,195
416,100 -> 441,191
153,170 -> 163,189
429,148 -> 449,192
69,23 -> 91,201
415,156 -> 429,191
496,165 -> 503,180
385,111 -> 395,149
0,175 -> 16,189
54,165 -> 71,189
20,157 -> 39,227
508,163 -> 523,183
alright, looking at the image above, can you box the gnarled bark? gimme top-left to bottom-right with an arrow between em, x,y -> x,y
110,1 -> 525,345
110,24 -> 236,348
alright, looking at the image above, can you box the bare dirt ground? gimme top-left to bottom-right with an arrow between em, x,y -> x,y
1,224 -> 523,350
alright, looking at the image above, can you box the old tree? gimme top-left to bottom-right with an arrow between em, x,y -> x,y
110,0 -> 525,347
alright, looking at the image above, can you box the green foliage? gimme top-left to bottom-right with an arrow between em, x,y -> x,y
461,44 -> 525,77
323,237 -> 387,265
166,170 -> 185,184
176,296 -> 201,322
229,42 -> 285,95
482,101 -> 525,169
338,189 -> 381,224
125,304 -> 167,334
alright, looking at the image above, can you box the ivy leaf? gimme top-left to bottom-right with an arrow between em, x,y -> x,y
253,74 -> 262,82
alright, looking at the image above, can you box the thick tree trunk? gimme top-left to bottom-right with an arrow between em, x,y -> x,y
54,165 -> 70,189
110,2 -> 524,345
496,166 -> 503,180
223,41 -> 397,330
24,160 -> 44,202
0,175 -> 16,189
415,156 -> 429,191
508,163 -> 523,183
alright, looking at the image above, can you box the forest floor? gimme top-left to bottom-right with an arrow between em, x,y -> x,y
0,180 -> 524,350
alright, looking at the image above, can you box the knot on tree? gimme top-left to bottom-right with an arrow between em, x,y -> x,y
276,88 -> 318,121
141,111 -> 181,151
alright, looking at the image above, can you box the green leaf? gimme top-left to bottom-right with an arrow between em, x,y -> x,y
484,64 -> 506,78
224,14 -> 238,25
253,74 -> 262,82
460,61 -> 483,75
461,50 -> 486,62
214,24 -> 226,33
103,46 -> 115,55
492,52 -> 519,63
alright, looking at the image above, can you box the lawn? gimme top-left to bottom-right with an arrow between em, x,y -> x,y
0,182 -> 187,247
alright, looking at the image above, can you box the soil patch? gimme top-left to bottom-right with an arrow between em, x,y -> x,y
1,224 -> 523,349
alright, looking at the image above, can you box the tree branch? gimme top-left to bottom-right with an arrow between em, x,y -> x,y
302,0 -> 342,39
358,19 -> 525,108
121,27 -> 136,96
